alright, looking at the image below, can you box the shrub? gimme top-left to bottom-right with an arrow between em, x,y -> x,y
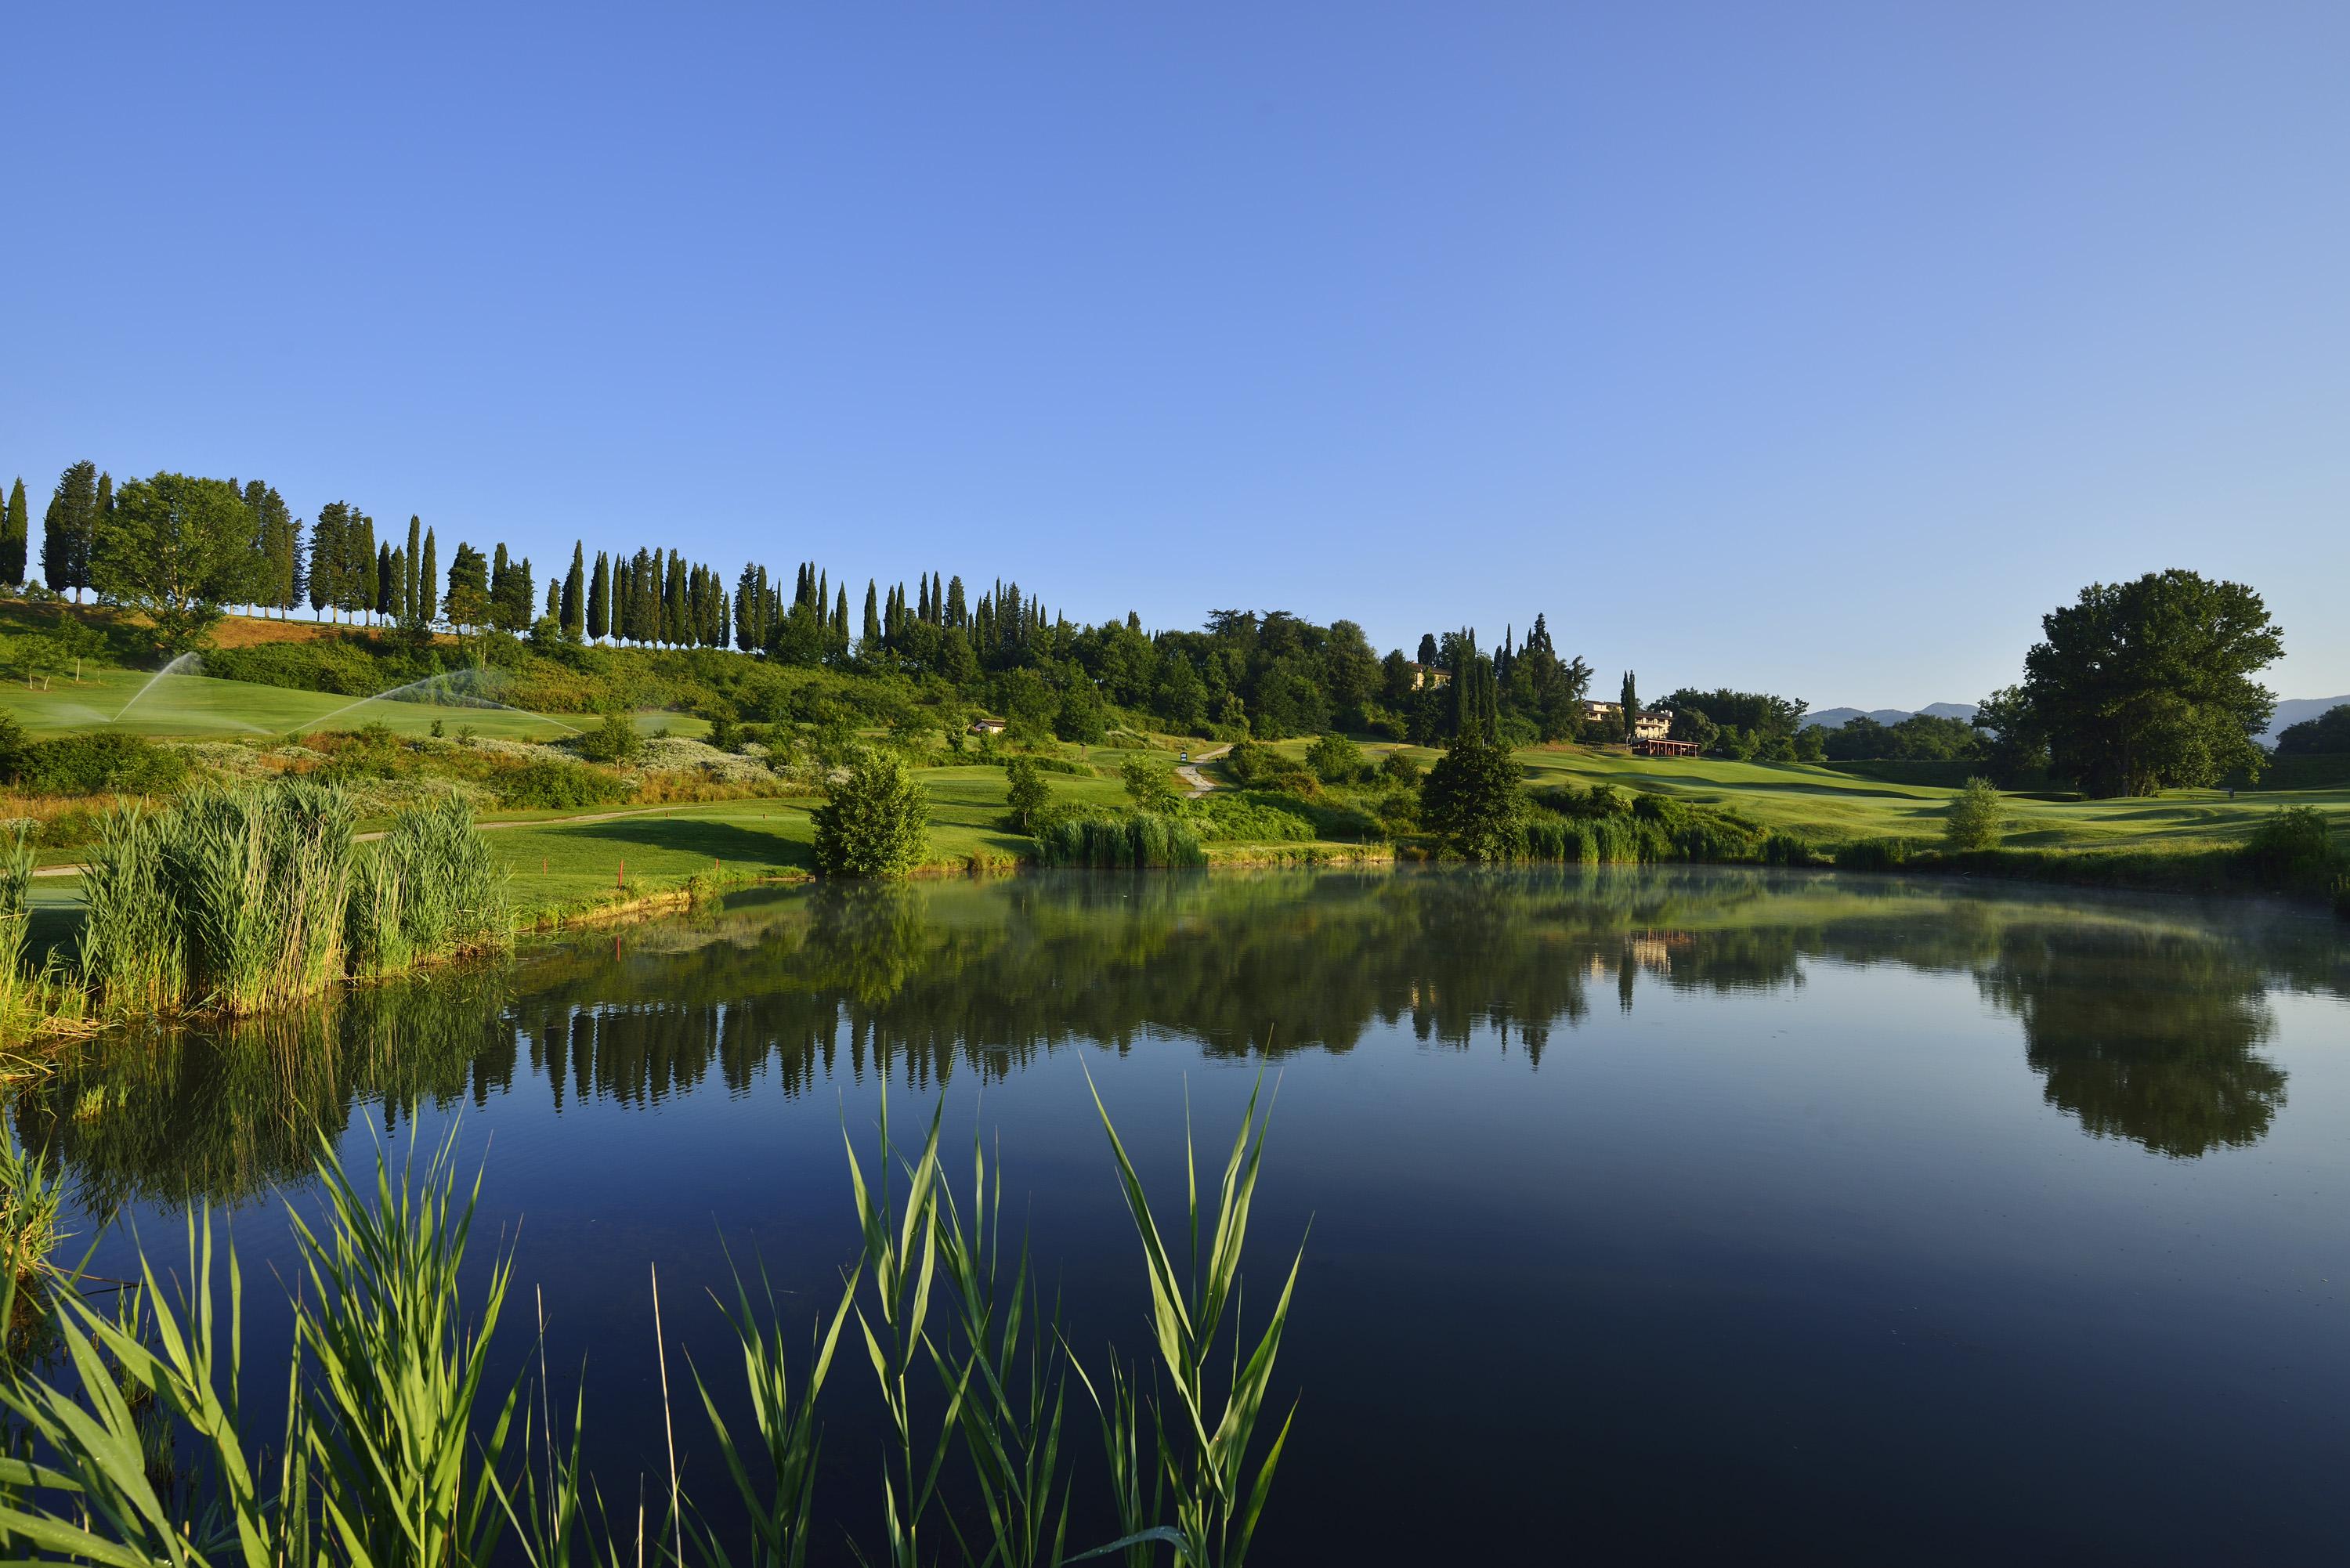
1762,830 -> 1817,866
1003,756 -> 1050,830
1120,755 -> 1184,815
1378,750 -> 1421,787
1943,777 -> 2005,851
6,731 -> 190,797
1304,733 -> 1366,785
812,750 -> 930,877
1224,740 -> 1314,792
2240,805 -> 2341,891
576,710 -> 644,764
1190,793 -> 1317,844
499,759 -> 628,811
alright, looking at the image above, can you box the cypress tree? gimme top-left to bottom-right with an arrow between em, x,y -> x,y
345,511 -> 377,621
309,503 -> 345,618
665,550 -> 687,645
405,517 -> 422,622
589,551 -> 611,641
946,575 -> 966,628
41,461 -> 98,599
490,544 -> 512,630
418,529 -> 439,626
563,543 -> 586,639
377,542 -> 396,620
92,473 -> 114,606
862,580 -> 882,650
1619,671 -> 1639,742
0,478 -> 27,587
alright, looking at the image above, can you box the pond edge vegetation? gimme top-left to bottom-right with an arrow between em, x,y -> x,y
0,1075 -> 1304,1568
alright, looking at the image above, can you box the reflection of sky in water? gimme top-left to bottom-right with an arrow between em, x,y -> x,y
24,870 -> 2350,1565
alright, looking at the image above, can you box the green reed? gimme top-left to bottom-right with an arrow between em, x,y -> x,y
0,1088 -> 1309,1567
71,786 -> 511,1021
1034,813 -> 1207,869
349,794 -> 511,977
78,803 -> 183,1014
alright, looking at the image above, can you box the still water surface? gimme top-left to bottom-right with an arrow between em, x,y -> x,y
24,869 -> 2350,1563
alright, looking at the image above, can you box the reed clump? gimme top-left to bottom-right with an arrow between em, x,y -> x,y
74,783 -> 512,1019
1033,811 -> 1208,869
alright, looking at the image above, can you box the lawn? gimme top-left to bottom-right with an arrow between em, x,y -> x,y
0,667 -> 698,741
1236,737 -> 2350,854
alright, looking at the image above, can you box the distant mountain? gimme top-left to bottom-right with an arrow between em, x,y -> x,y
2265,695 -> 2350,745
1799,703 -> 1977,730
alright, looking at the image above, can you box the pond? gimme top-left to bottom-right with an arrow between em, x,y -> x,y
20,869 -> 2350,1564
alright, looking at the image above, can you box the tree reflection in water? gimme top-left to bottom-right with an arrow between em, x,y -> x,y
17,869 -> 2344,1206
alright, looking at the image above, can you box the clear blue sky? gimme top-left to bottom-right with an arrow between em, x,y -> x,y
6,2 -> 2345,708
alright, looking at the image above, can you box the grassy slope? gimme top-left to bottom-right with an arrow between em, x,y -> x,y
0,667 -> 702,740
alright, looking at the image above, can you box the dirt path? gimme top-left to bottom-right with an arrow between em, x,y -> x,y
29,801 -> 791,880
1177,744 -> 1231,798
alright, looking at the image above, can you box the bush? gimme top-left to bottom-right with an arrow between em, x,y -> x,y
812,750 -> 929,877
1190,793 -> 1317,844
576,710 -> 644,764
1304,733 -> 1366,785
1120,755 -> 1184,815
1943,777 -> 2005,851
1224,740 -> 1314,792
499,759 -> 629,811
1762,830 -> 1817,866
1378,750 -> 1421,787
2240,805 -> 2341,891
6,731 -> 190,797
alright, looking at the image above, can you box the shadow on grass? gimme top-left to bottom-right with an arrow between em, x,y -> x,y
558,817 -> 814,870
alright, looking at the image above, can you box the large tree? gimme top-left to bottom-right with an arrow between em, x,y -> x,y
92,472 -> 258,653
2001,569 -> 2281,797
41,461 -> 98,600
588,551 -> 611,641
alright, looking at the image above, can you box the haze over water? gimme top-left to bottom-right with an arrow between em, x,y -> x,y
31,869 -> 2350,1564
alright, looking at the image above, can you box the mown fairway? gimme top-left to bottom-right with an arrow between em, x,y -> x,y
0,667 -> 697,741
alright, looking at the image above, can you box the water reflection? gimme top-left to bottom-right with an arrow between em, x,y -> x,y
17,869 -> 2346,1206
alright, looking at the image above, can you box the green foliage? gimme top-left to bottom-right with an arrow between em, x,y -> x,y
2240,805 -> 2342,892
1004,755 -> 1050,830
1824,713 -> 1983,762
1943,776 -> 2006,851
498,757 -> 627,811
1223,741 -> 1314,793
1189,793 -> 1318,844
1079,1071 -> 1302,1568
1303,732 -> 1365,785
77,804 -> 183,1012
162,781 -> 357,1013
1033,811 -> 1206,868
1663,688 -> 1807,746
576,709 -> 645,764
1378,750 -> 1421,786
92,471 -> 262,653
2005,569 -> 2283,797
812,749 -> 930,877
1833,837 -> 1918,872
2276,704 -> 2350,757
347,795 -> 512,975
3,729 -> 190,797
1119,755 -> 1184,815
1419,738 -> 1524,861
